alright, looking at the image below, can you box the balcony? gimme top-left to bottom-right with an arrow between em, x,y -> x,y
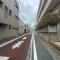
45,0 -> 60,14
37,0 -> 48,21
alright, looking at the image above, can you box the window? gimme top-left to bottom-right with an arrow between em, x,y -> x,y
9,25 -> 11,29
14,0 -> 19,12
9,10 -> 12,16
0,0 -> 3,8
4,6 -> 8,18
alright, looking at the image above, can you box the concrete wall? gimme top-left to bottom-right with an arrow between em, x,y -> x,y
19,20 -> 25,34
48,25 -> 57,32
53,3 -> 60,14
1,25 -> 12,39
37,25 -> 58,41
37,26 -> 48,32
53,8 -> 59,14
38,32 -> 58,42
0,0 -> 19,40
38,32 -> 49,41
1,0 -> 19,28
37,25 -> 57,33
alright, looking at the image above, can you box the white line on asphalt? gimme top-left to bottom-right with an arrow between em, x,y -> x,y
32,33 -> 38,60
0,56 -> 9,60
26,34 -> 32,60
30,36 -> 32,60
0,33 -> 29,48
22,37 -> 27,40
12,41 -> 24,49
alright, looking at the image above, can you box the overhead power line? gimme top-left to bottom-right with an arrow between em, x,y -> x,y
18,0 -> 27,21
19,10 -> 26,21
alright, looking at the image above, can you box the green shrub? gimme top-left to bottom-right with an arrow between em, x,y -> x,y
35,13 -> 60,30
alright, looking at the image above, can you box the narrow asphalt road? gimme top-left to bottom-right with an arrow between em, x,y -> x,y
33,34 -> 54,60
0,34 -> 32,60
0,33 -> 57,60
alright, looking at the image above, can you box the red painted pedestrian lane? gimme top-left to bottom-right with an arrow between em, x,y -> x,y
0,34 -> 32,60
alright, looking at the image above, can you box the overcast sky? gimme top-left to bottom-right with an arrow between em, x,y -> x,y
18,0 -> 40,27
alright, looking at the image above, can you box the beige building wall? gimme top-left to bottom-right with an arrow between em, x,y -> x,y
1,25 -> 12,39
53,8 -> 59,14
2,0 -> 19,28
53,5 -> 60,14
19,20 -> 25,34
0,0 -> 19,40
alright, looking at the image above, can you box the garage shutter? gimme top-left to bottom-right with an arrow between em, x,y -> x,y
12,28 -> 18,37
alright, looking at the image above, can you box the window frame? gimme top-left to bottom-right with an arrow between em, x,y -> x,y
9,10 -> 12,16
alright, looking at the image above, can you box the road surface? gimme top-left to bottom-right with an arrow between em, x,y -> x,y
0,34 -> 32,60
34,34 -> 54,60
0,33 -> 56,60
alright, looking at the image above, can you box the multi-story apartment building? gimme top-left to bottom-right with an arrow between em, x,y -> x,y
36,0 -> 60,41
24,24 -> 30,33
19,21 -> 30,34
37,0 -> 60,23
0,0 -> 19,40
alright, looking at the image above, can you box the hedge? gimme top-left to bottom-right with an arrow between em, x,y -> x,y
35,13 -> 60,30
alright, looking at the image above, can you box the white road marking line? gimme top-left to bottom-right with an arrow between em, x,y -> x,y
0,56 -> 9,60
30,36 -> 32,60
26,34 -> 32,60
12,41 -> 24,49
32,33 -> 38,60
0,33 -> 29,48
23,37 -> 27,40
